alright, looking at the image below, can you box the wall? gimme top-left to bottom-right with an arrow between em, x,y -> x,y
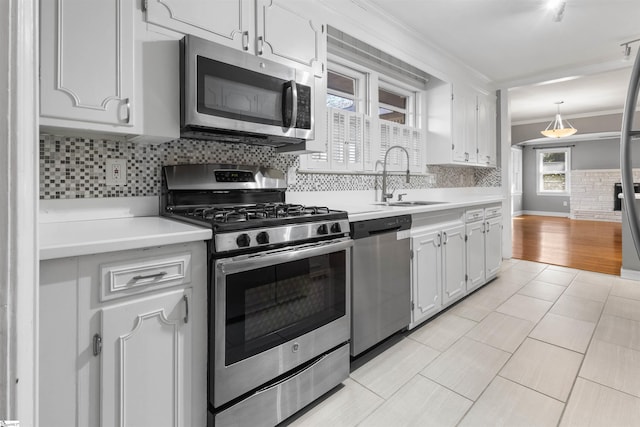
521,144 -> 570,215
514,109 -> 640,217
40,135 -> 500,200
519,136 -> 640,217
571,170 -> 622,222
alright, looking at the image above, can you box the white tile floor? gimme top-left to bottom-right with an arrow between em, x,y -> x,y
283,260 -> 640,427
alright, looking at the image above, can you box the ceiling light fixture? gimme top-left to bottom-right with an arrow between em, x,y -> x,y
621,38 -> 640,61
547,0 -> 566,22
540,101 -> 577,138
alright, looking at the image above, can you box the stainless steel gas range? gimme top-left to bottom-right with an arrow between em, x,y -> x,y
161,163 -> 352,427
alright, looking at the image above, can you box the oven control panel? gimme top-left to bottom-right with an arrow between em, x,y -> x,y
215,219 -> 351,252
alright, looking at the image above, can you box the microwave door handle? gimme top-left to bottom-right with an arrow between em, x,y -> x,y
283,80 -> 298,129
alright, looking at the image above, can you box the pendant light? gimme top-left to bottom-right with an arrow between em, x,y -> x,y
540,101 -> 577,138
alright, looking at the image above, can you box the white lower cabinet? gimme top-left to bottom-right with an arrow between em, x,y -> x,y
485,213 -> 503,279
101,288 -> 193,427
410,228 -> 442,326
465,205 -> 503,293
39,242 -> 207,427
409,205 -> 502,329
465,218 -> 486,292
410,216 -> 466,329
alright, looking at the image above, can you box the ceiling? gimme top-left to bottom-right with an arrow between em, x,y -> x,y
363,0 -> 640,123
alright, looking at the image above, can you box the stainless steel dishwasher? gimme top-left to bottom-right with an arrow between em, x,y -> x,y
350,215 -> 412,356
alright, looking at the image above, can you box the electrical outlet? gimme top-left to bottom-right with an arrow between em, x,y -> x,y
563,201 -> 568,206
287,166 -> 297,185
106,158 -> 127,186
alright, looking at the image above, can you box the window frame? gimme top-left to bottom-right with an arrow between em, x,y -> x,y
378,80 -> 416,127
326,62 -> 366,114
511,147 -> 522,195
536,147 -> 571,196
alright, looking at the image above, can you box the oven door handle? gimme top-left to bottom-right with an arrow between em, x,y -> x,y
217,238 -> 353,274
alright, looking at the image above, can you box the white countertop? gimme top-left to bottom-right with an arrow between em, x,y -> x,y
337,195 -> 505,222
40,216 -> 212,260
39,194 -> 503,260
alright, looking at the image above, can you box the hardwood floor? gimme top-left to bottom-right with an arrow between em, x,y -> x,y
512,215 -> 622,275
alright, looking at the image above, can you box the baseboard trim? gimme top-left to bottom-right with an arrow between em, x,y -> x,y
521,210 -> 570,218
620,268 -> 640,281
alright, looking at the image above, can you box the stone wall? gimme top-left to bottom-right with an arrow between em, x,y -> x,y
570,169 -> 639,222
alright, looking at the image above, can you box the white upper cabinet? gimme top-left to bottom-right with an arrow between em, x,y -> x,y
144,0 -> 252,52
477,92 -> 497,166
144,0 -> 324,76
256,0 -> 324,76
40,0 -> 135,130
426,82 -> 497,167
451,86 -> 477,164
40,0 -> 179,142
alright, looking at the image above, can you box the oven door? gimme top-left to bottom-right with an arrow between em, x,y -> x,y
211,238 -> 352,408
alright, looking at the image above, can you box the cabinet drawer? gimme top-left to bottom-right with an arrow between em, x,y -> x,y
100,252 -> 192,301
485,205 -> 502,219
465,209 -> 484,223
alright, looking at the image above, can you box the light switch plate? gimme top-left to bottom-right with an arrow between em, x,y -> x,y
106,158 -> 127,186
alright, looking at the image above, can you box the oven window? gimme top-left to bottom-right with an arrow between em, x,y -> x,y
225,251 -> 346,365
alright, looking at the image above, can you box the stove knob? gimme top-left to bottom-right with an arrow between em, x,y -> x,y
256,231 -> 270,245
330,222 -> 342,234
236,233 -> 251,248
317,224 -> 329,235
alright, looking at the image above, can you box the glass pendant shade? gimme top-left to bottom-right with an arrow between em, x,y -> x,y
541,103 -> 577,138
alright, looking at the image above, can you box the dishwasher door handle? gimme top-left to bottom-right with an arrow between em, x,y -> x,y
364,227 -> 403,237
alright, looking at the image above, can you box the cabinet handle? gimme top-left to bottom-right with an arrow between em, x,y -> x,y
131,271 -> 167,281
443,232 -> 448,245
242,31 -> 249,51
124,98 -> 130,124
93,333 -> 102,357
437,233 -> 442,247
258,36 -> 264,55
183,295 -> 189,324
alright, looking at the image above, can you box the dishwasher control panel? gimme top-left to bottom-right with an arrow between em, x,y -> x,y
350,215 -> 412,239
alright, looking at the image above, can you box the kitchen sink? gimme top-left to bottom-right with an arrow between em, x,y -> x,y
374,201 -> 446,207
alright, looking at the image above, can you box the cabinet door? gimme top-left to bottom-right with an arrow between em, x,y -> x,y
466,221 -> 486,292
485,216 -> 503,279
451,87 -> 467,163
39,258 -> 83,427
477,93 -> 497,166
256,0 -> 324,76
101,288 -> 192,427
410,230 -> 442,328
40,0 -> 135,127
441,222 -> 467,306
145,0 -> 254,53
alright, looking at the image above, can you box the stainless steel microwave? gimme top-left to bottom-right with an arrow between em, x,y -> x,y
180,35 -> 314,147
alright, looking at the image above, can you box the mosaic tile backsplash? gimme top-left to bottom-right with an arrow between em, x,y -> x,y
39,135 -> 500,199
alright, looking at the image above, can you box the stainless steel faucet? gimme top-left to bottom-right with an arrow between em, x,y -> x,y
381,145 -> 410,203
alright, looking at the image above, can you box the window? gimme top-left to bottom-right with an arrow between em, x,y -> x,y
537,147 -> 571,195
326,64 -> 365,112
378,83 -> 413,125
